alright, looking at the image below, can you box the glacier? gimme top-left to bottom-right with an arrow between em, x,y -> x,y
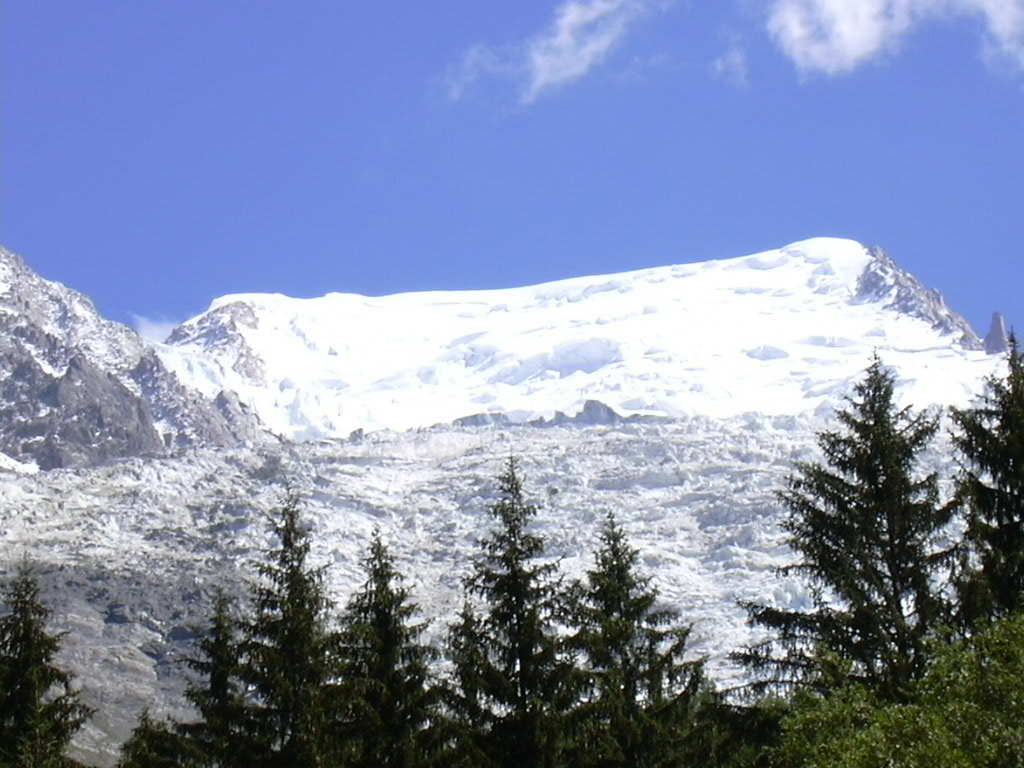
157,237 -> 995,441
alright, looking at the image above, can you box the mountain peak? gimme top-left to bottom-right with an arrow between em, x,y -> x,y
854,246 -> 980,348
0,248 -> 265,468
984,312 -> 1010,355
157,238 -> 993,442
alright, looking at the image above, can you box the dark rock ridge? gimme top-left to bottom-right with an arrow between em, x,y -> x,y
453,399 -> 650,429
541,398 -> 624,426
0,247 -> 265,469
856,246 -> 981,348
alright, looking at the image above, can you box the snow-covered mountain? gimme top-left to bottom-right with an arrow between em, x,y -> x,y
0,247 -> 265,469
158,238 -> 992,441
0,237 -> 1011,764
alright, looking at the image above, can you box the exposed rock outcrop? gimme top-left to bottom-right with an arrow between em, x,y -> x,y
984,311 -> 1010,355
0,247 -> 265,468
856,247 -> 981,348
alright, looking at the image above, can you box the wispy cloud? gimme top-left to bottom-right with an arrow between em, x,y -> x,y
613,52 -> 675,86
522,0 -> 649,101
446,43 -> 519,102
766,0 -> 1024,76
447,0 -> 658,104
973,0 -> 1024,72
713,38 -> 751,88
130,313 -> 181,343
446,0 -> 1024,102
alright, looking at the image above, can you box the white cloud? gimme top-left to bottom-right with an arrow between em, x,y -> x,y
614,52 -> 675,86
445,44 -> 518,102
713,40 -> 751,87
130,314 -> 181,343
522,0 -> 648,102
766,0 -> 919,74
972,0 -> 1024,71
766,0 -> 1024,76
447,0 -> 656,104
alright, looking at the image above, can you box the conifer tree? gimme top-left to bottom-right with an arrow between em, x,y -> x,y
337,532 -> 438,768
737,357 -> 950,702
117,710 -> 200,768
180,590 -> 252,768
0,563 -> 92,768
443,602 -> 492,767
446,458 -> 575,768
952,333 -> 1024,623
570,514 -> 705,768
240,494 -> 341,768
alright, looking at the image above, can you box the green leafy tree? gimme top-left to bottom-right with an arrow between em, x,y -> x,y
0,563 -> 92,768
446,458 -> 576,768
952,333 -> 1024,624
569,513 -> 706,768
337,532 -> 439,768
773,612 -> 1024,768
738,357 -> 951,702
180,590 -> 253,768
240,495 -> 342,768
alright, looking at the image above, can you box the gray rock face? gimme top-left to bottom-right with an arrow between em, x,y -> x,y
23,562 -> 232,767
541,399 -> 624,427
856,247 -> 981,348
984,312 -> 1010,355
452,399 -> 627,429
0,247 -> 266,469
0,350 -> 166,469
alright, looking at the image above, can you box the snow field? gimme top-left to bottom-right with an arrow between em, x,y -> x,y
158,238 -> 999,442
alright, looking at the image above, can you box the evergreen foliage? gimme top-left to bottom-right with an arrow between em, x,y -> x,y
696,700 -> 785,768
116,710 -> 200,768
0,563 -> 91,768
952,333 -> 1024,624
180,590 -> 252,768
337,532 -> 439,768
443,602 -> 492,766
569,513 -> 706,767
737,357 -> 950,701
239,494 -> 342,768
446,458 -> 575,768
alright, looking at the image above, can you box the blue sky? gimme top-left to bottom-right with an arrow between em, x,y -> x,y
2,1 -> 1022,339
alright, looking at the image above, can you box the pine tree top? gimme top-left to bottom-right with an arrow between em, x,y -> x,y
0,562 -> 92,765
738,356 -> 950,701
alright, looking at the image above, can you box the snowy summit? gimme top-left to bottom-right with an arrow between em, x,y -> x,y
158,237 -> 992,441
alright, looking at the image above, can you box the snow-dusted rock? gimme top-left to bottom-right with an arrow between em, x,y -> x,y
0,247 -> 265,468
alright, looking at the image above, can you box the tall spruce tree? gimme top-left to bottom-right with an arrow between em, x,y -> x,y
117,710 -> 200,768
737,357 -> 950,702
337,532 -> 438,768
570,514 -> 706,768
444,602 -> 492,767
240,494 -> 341,768
0,563 -> 91,768
952,333 -> 1024,624
180,590 -> 252,768
446,458 -> 575,768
